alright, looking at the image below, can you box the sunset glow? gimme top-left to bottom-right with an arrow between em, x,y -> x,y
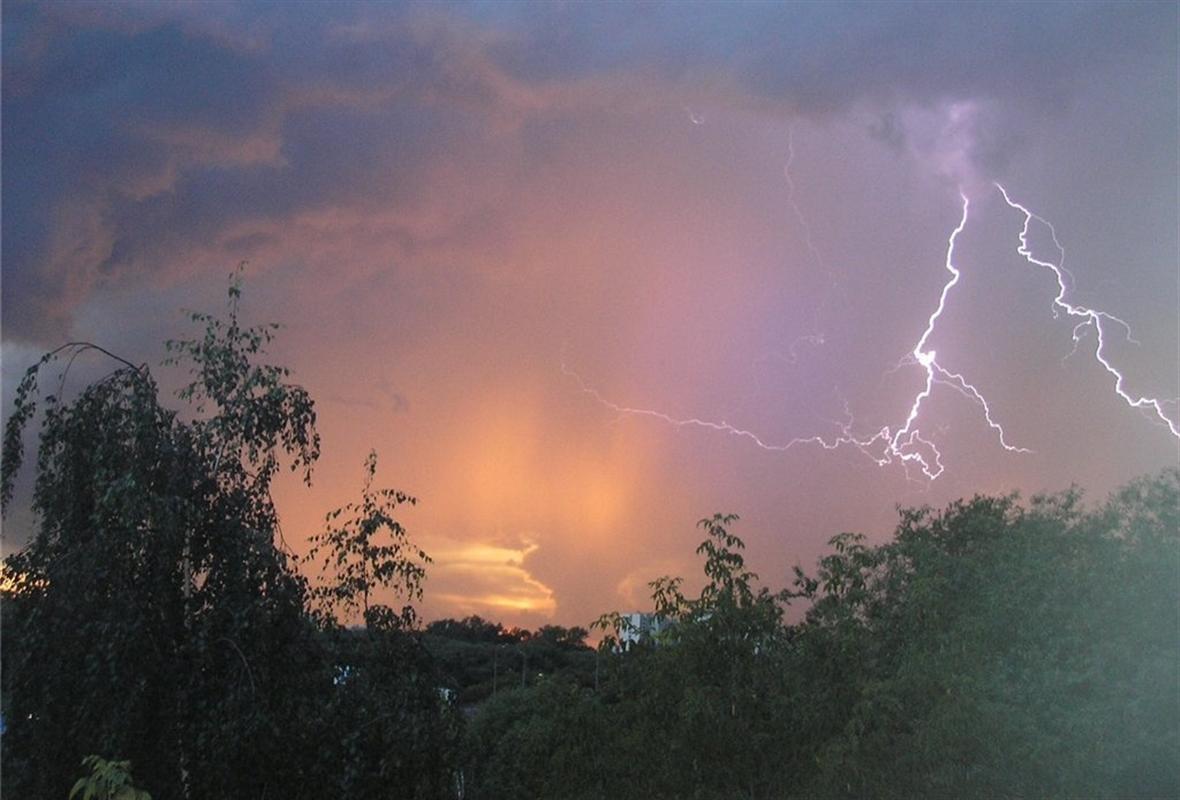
3,1 -> 1176,630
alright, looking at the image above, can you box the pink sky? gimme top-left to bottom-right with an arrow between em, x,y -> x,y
4,1 -> 1177,627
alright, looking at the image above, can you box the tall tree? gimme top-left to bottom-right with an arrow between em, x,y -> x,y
304,452 -> 459,798
2,276 -> 326,798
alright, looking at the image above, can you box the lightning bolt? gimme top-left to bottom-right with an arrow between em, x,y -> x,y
779,126 -> 840,363
995,183 -> 1179,438
784,127 -> 831,289
561,361 -> 842,453
567,191 -> 1030,480
880,192 -> 1030,477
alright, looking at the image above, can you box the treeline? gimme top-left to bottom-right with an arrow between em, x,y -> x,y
2,282 -> 1177,799
465,486 -> 1179,799
424,619 -> 595,705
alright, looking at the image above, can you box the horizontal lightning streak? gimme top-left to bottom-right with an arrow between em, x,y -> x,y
995,183 -> 1179,438
560,361 -> 848,454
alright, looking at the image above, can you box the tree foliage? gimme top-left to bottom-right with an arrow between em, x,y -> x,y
304,452 -> 458,798
307,450 -> 428,629
3,275 -> 1176,800
69,756 -> 152,800
1,276 -> 454,799
423,620 -> 595,707
463,472 -> 1180,799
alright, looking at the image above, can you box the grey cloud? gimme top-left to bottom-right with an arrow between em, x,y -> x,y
480,1 -> 1172,112
868,111 -> 907,151
3,0 -> 1173,340
2,1 -> 523,340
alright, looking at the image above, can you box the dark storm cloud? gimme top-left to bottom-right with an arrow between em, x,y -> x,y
4,1 -> 277,335
2,0 -> 518,338
3,0 -> 1173,339
478,1 -> 1171,109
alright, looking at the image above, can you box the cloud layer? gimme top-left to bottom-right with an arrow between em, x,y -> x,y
6,1 -> 1172,337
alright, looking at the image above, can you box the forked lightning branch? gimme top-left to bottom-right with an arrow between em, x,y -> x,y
566,183 -> 1179,481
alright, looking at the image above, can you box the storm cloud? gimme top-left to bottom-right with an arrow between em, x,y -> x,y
5,1 -> 1171,338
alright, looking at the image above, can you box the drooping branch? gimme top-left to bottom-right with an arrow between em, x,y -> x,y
2,341 -> 147,513
44,341 -> 147,375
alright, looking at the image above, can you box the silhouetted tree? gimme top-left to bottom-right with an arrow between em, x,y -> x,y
1,275 -> 456,799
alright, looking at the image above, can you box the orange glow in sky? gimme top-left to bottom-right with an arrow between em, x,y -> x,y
3,2 -> 1177,629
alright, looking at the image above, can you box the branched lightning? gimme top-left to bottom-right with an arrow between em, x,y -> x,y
880,192 -> 1030,477
995,183 -> 1179,437
566,175 -> 1176,478
567,191 -> 1031,480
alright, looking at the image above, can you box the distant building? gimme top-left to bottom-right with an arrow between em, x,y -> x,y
617,612 -> 670,650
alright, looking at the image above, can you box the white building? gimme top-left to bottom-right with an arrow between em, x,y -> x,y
617,612 -> 670,650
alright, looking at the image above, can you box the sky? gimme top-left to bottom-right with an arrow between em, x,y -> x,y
3,0 -> 1177,628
